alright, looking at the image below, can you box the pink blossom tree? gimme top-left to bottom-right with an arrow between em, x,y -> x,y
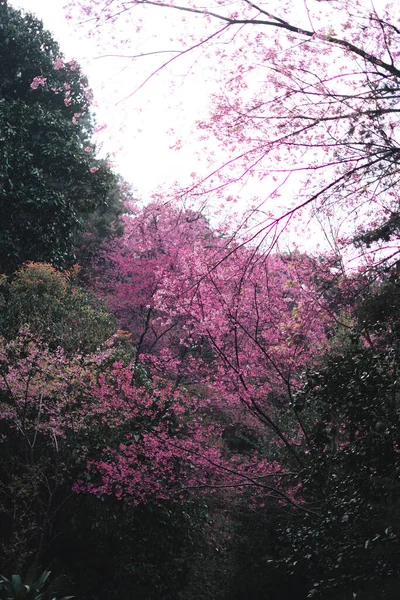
86,201 -> 347,503
0,324 -> 307,569
154,239 -> 339,460
67,0 -> 400,262
91,201 -> 215,363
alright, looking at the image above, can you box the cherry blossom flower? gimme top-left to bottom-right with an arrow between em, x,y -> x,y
30,76 -> 47,89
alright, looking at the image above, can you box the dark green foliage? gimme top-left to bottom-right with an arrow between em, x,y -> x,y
0,6 -> 123,273
74,175 -> 129,244
279,279 -> 400,598
355,212 -> 400,247
357,277 -> 400,337
48,496 -> 214,600
223,504 -> 308,600
222,425 -> 260,454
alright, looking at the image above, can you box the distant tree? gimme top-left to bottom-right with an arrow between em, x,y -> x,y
0,6 -> 123,273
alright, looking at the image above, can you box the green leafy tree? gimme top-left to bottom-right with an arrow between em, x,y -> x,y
0,6 -> 123,273
0,262 -> 116,354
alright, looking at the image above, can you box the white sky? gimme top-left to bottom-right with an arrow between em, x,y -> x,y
11,0 -> 296,244
12,0 -> 215,199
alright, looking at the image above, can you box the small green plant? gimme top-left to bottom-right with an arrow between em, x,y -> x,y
0,570 -> 73,600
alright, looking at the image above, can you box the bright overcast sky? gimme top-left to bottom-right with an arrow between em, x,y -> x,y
11,0 -> 215,199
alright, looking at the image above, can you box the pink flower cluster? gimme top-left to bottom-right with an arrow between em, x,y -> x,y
53,57 -> 65,70
30,76 -> 47,90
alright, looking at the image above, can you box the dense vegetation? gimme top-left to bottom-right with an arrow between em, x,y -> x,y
1,3 -> 400,600
0,5 -> 123,273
